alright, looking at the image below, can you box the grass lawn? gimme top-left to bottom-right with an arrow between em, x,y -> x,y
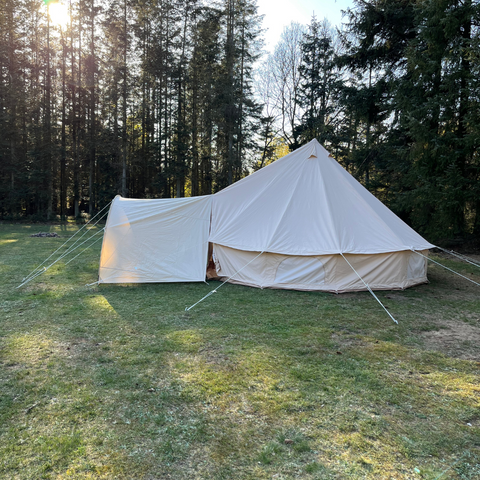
1,223 -> 479,479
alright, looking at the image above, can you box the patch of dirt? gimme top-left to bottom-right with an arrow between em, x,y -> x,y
425,267 -> 480,301
384,294 -> 411,301
1,362 -> 23,371
30,232 -> 59,237
198,345 -> 238,371
23,282 -> 52,293
420,319 -> 480,361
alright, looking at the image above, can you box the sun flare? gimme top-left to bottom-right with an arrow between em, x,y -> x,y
48,2 -> 70,30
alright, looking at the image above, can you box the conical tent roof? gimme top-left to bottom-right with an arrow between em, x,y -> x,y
210,139 -> 434,255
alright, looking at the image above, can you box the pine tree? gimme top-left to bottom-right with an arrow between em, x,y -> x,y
397,0 -> 480,238
296,16 -> 343,147
338,0 -> 416,193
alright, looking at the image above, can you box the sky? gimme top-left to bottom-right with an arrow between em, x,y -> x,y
256,0 -> 355,51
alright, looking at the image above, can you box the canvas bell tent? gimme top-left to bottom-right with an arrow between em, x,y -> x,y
98,139 -> 434,292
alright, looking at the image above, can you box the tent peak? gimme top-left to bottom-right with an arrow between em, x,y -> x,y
307,140 -> 318,159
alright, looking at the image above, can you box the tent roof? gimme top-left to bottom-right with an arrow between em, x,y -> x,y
209,139 -> 434,255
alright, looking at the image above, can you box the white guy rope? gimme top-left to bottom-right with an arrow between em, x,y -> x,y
185,251 -> 264,311
22,202 -> 111,282
340,253 -> 398,324
18,225 -> 106,286
21,202 -> 111,283
64,230 -> 105,265
19,208 -> 110,285
16,227 -> 106,289
412,249 -> 480,287
17,228 -> 104,288
43,211 -> 109,266
436,247 -> 480,269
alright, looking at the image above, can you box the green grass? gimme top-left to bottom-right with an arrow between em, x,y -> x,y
1,223 -> 479,479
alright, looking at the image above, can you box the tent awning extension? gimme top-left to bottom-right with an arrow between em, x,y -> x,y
99,195 -> 212,284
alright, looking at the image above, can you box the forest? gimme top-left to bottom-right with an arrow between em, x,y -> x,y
0,0 -> 479,243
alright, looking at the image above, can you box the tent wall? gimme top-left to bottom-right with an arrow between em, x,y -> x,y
213,244 -> 428,292
98,195 -> 212,284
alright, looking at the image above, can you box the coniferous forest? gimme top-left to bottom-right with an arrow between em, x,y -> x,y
0,0 -> 479,243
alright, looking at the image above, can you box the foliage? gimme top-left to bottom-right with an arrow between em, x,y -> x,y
295,17 -> 343,147
0,0 -> 263,218
1,0 -> 480,242
332,0 -> 480,241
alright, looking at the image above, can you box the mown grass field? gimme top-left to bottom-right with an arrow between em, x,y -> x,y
1,223 -> 479,479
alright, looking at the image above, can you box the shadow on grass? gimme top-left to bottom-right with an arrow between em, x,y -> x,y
1,224 -> 480,479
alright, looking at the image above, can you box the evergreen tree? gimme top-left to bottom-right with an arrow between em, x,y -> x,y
0,0 -> 263,216
397,0 -> 480,238
295,17 -> 343,147
338,0 -> 416,193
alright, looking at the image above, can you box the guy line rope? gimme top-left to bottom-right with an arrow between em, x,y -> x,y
185,251 -> 264,311
436,246 -> 480,269
17,202 -> 111,289
340,253 -> 398,324
411,249 -> 480,287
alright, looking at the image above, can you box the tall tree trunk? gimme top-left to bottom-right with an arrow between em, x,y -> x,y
190,21 -> 199,197
454,0 -> 472,235
121,0 -> 127,197
236,7 -> 245,182
73,0 -> 81,218
60,31 -> 67,220
226,0 -> 235,185
88,0 -> 96,214
7,0 -> 17,215
45,8 -> 53,219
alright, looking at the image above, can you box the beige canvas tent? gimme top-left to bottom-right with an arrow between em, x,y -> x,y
98,139 -> 434,292
98,196 -> 212,284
